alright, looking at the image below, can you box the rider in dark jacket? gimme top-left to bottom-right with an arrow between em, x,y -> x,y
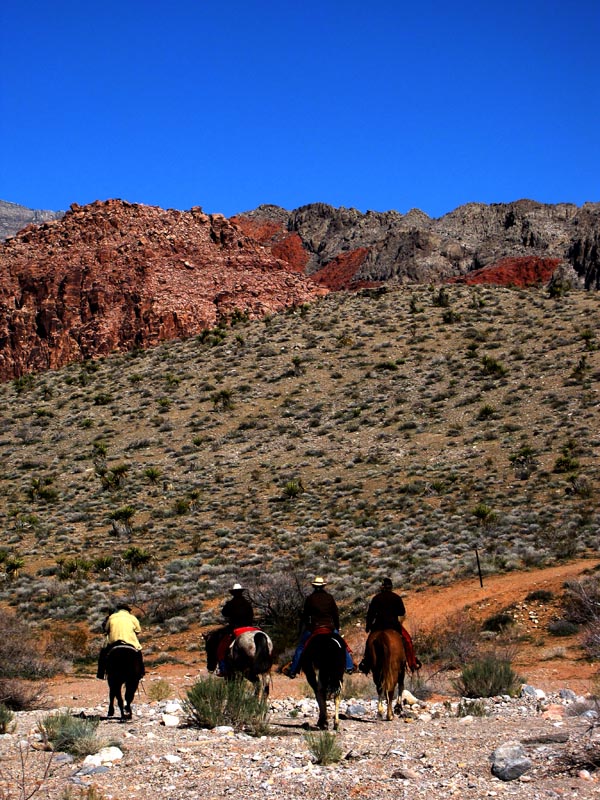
215,583 -> 255,676
365,579 -> 406,633
284,576 -> 355,678
222,587 -> 255,628
359,578 -> 421,673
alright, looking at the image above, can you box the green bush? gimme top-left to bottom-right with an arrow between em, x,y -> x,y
304,730 -> 343,764
39,711 -> 106,756
0,702 -> 15,733
456,698 -> 487,717
547,619 -> 580,637
453,655 -> 522,698
525,589 -> 554,603
184,676 -> 269,735
482,612 -> 514,633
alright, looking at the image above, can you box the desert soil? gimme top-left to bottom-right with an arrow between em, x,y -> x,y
2,559 -> 600,799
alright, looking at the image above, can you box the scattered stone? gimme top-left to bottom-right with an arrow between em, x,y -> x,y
161,714 -> 180,727
490,742 -> 533,781
521,732 -> 570,745
391,766 -> 420,780
401,689 -> 419,706
559,689 -> 577,701
345,704 -> 366,717
541,705 -> 566,721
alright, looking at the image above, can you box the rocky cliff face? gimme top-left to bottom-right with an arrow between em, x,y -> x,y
0,200 -> 326,380
1,196 -> 599,381
234,200 -> 600,289
0,200 -> 64,240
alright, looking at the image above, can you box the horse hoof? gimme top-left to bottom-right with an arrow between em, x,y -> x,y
107,708 -> 115,718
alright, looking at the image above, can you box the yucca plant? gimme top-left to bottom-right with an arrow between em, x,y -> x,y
304,731 -> 343,765
184,676 -> 269,735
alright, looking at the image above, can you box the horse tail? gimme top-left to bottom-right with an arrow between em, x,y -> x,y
325,635 -> 345,696
253,632 -> 273,675
381,634 -> 397,691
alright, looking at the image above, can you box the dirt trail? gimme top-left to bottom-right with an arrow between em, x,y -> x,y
404,557 -> 600,628
46,558 -> 599,707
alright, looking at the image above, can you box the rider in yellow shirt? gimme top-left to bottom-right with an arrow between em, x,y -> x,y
97,602 -> 145,679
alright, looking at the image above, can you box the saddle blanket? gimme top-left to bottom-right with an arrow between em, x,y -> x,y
233,626 -> 261,637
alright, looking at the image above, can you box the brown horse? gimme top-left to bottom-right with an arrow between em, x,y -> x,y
366,629 -> 406,720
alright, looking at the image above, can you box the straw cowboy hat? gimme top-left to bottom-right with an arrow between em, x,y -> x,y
312,576 -> 326,587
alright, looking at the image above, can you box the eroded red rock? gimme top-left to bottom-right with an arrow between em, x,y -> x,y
0,200 -> 327,380
449,256 -> 563,287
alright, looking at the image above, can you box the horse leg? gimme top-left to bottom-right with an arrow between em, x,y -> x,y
316,689 -> 328,729
394,662 -> 406,716
117,684 -> 125,720
124,680 -> 137,719
108,685 -> 115,718
333,693 -> 341,731
386,688 -> 394,721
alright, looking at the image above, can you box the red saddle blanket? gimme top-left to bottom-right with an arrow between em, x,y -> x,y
233,626 -> 261,637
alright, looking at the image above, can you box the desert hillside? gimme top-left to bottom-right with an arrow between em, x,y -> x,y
0,283 -> 598,653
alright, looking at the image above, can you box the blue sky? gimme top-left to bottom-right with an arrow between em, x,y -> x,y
1,1 -> 598,218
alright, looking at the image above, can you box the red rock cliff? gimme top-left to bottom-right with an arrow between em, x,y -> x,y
0,200 -> 327,380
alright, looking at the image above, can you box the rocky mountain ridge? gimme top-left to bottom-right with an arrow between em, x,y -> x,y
233,199 -> 600,289
0,196 -> 598,380
0,199 -> 64,241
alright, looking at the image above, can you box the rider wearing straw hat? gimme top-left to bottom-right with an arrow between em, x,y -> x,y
283,576 -> 355,678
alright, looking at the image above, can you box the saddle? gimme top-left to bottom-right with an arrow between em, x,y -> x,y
108,640 -> 139,654
304,626 -> 340,652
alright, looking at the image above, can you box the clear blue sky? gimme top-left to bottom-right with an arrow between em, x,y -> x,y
1,1 -> 598,218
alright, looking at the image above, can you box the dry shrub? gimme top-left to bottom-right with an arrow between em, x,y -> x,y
246,568 -> 308,656
0,678 -> 47,711
560,724 -> 600,773
562,577 -> 600,625
44,622 -> 90,662
0,612 -> 53,679
0,611 -> 53,710
412,611 -> 481,669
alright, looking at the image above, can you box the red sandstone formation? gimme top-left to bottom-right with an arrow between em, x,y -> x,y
448,256 -> 563,287
0,200 -> 327,381
231,215 -> 309,274
311,248 -> 373,290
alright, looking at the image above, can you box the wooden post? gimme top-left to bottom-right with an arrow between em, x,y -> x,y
475,548 -> 483,588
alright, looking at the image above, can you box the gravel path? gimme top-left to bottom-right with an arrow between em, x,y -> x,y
2,686 -> 599,800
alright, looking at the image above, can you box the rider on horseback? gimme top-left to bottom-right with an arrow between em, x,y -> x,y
358,578 -> 421,674
214,583 -> 255,676
96,602 -> 145,680
283,576 -> 355,678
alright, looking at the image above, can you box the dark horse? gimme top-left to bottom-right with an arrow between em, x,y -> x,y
301,632 -> 346,730
105,644 -> 143,720
366,629 -> 406,720
203,629 -> 273,700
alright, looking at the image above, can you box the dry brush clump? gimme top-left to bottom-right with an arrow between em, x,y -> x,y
0,286 -> 598,657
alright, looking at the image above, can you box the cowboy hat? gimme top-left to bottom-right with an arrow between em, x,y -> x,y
312,576 -> 326,586
230,583 -> 243,593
